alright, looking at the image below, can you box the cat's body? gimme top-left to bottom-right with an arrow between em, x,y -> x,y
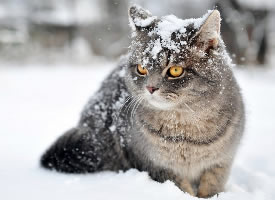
41,5 -> 244,198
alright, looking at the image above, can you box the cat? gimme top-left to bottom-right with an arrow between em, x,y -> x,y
41,5 -> 245,198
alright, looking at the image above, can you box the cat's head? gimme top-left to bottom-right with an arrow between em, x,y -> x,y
125,5 -> 232,110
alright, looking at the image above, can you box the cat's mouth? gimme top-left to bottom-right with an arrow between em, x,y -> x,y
144,90 -> 179,110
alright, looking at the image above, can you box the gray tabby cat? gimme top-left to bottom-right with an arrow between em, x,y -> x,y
41,5 -> 245,198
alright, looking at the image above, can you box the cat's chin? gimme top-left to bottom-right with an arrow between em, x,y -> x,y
145,95 -> 176,110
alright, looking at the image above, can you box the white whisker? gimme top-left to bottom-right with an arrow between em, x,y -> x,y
183,102 -> 195,113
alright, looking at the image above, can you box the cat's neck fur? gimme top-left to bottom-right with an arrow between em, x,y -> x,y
136,100 -> 230,144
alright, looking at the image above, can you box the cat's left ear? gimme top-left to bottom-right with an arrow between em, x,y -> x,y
128,5 -> 157,31
194,10 -> 221,51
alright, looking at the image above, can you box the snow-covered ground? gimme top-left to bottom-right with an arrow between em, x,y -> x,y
0,61 -> 275,200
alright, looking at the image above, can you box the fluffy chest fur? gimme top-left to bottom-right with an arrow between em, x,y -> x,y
130,106 -> 237,181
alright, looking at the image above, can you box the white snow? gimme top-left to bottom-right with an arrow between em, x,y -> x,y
129,4 -> 157,31
133,16 -> 157,27
151,38 -> 162,59
133,10 -> 213,57
0,61 -> 275,200
152,10 -> 212,53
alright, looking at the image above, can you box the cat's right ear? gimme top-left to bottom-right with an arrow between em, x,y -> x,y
128,5 -> 157,32
193,10 -> 221,51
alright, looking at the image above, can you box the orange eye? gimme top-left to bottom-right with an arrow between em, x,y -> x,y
168,66 -> 184,78
137,64 -> 148,75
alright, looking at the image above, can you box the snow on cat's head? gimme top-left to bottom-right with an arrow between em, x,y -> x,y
126,5 -> 233,110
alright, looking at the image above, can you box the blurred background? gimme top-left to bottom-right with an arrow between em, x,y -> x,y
0,0 -> 274,66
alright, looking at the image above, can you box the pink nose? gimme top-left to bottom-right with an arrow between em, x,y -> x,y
146,86 -> 159,94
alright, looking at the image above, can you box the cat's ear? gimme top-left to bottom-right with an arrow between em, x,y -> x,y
128,5 -> 157,31
194,10 -> 221,51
